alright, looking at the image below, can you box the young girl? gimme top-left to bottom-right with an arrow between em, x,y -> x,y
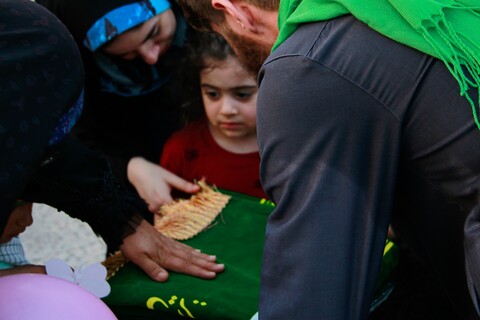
160,32 -> 266,199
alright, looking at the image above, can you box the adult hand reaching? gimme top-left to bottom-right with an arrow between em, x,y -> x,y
127,157 -> 200,212
119,220 -> 225,282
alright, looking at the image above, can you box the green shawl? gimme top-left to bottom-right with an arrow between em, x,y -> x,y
274,0 -> 480,129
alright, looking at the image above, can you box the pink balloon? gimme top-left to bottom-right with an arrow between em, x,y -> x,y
0,274 -> 117,319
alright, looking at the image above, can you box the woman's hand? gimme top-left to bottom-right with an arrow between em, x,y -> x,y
127,157 -> 200,212
120,220 -> 225,281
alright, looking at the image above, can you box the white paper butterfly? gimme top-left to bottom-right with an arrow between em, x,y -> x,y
45,258 -> 111,298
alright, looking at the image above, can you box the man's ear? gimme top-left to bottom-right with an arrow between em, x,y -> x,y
211,0 -> 255,31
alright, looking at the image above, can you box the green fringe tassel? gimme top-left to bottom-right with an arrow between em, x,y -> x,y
420,8 -> 480,130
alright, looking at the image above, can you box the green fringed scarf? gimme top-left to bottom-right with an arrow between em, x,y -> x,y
274,0 -> 480,129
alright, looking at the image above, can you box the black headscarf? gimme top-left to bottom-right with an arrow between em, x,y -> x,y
0,0 -> 84,232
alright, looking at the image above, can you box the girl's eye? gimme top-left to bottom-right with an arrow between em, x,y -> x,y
235,91 -> 254,100
205,90 -> 219,99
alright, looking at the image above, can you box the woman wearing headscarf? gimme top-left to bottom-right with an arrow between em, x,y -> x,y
0,0 -> 224,281
37,0 -> 201,213
37,0 -> 184,161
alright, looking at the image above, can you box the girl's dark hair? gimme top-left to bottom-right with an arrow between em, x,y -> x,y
176,31 -> 235,124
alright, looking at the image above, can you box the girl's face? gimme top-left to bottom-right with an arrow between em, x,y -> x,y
200,56 -> 258,142
0,203 -> 33,244
101,9 -> 176,65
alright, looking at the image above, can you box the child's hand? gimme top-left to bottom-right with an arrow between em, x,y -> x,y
127,157 -> 200,212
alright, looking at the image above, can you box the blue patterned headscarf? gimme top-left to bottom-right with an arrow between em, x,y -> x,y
84,0 -> 171,51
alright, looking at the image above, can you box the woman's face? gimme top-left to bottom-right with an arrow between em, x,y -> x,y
102,9 -> 176,65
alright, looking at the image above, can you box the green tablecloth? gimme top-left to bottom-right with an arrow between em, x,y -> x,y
103,191 -> 398,320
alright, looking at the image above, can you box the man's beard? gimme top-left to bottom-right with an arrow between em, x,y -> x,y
220,27 -> 271,77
